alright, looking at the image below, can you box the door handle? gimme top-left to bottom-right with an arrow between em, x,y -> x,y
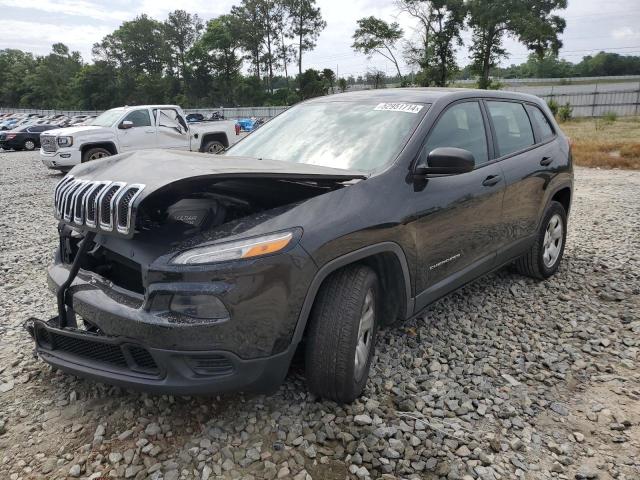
145,130 -> 155,134
540,156 -> 553,166
482,175 -> 501,187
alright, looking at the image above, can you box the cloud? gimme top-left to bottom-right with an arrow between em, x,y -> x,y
0,0 -> 130,22
612,26 -> 640,41
0,19 -> 112,59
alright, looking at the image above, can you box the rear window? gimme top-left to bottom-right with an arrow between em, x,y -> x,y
487,101 -> 535,157
527,105 -> 555,141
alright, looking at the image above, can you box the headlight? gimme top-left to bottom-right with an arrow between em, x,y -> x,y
171,231 -> 296,265
57,136 -> 73,147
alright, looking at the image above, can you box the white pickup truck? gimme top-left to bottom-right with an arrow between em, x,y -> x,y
40,105 -> 239,171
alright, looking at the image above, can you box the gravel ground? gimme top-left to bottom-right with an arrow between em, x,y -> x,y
0,150 -> 639,480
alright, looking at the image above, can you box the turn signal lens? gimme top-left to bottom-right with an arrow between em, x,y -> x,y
171,231 -> 295,265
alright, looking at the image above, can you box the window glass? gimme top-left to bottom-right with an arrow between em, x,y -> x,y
28,126 -> 45,133
528,106 -> 555,141
487,101 -> 535,156
421,101 -> 488,165
158,109 -> 187,133
123,109 -> 152,127
227,101 -> 428,172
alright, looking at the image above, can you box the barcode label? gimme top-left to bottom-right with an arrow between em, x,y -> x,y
374,103 -> 423,114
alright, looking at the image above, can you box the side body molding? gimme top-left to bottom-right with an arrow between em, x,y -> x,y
291,242 -> 414,345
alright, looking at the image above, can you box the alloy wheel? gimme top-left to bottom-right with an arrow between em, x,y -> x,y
543,213 -> 563,268
354,289 -> 375,382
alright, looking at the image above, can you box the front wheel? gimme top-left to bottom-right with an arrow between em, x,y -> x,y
82,147 -> 111,163
305,265 -> 379,403
516,201 -> 567,279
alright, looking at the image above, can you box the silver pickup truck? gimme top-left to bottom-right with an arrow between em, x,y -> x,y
40,105 -> 240,171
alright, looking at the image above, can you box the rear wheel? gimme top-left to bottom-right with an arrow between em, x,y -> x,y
203,140 -> 225,154
515,201 -> 567,279
23,139 -> 36,151
82,147 -> 111,163
305,265 -> 379,403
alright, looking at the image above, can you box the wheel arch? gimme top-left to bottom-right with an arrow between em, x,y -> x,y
80,142 -> 118,157
291,242 -> 414,346
199,132 -> 229,152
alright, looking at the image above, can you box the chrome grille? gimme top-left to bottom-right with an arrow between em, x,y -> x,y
41,135 -> 57,152
53,177 -> 144,236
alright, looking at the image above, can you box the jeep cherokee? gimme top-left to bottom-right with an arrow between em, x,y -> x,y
26,89 -> 573,403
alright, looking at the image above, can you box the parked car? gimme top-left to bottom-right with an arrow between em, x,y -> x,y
0,124 -> 58,151
26,89 -> 573,402
39,105 -> 240,171
186,113 -> 205,123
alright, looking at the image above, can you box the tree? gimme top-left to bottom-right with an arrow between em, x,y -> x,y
366,69 -> 386,89
231,1 -> 266,80
298,68 -> 327,99
0,49 -> 37,107
189,15 -> 243,105
397,0 -> 465,86
466,0 -> 567,89
352,16 -> 404,78
322,68 -> 336,93
337,77 -> 348,93
163,10 -> 203,98
286,0 -> 326,80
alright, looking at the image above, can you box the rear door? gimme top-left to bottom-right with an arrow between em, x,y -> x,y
116,108 -> 156,151
154,108 -> 190,150
485,100 -> 555,257
412,100 -> 506,309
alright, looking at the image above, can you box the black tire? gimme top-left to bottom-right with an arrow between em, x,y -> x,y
202,140 -> 225,154
23,139 -> 37,151
515,201 -> 567,280
82,147 -> 111,163
305,265 -> 379,403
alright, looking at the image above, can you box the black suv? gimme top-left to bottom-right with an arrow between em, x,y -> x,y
27,89 -> 573,403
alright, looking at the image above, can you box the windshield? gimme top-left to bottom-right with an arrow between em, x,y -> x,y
90,108 -> 124,127
226,101 -> 428,172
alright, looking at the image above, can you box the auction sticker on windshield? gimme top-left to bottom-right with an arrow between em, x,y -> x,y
374,103 -> 424,114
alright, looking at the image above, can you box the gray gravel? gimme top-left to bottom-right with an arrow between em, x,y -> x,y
1,150 -> 639,480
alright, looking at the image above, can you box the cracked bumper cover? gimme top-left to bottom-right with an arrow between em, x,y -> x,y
29,246 -> 315,395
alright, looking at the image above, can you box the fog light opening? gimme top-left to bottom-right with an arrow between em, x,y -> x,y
169,294 -> 230,320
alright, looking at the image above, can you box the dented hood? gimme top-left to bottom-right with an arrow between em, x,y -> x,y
55,149 -> 366,238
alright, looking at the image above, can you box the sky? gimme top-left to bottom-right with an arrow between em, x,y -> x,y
0,0 -> 639,79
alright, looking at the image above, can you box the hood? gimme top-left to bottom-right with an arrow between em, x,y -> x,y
54,149 -> 366,238
42,125 -> 108,136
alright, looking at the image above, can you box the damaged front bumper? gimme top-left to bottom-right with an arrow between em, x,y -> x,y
24,316 -> 293,395
25,234 -> 315,395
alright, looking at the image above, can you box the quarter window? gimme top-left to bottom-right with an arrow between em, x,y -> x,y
487,101 -> 535,156
528,105 -> 555,141
157,109 -> 187,133
421,101 -> 488,165
123,109 -> 152,127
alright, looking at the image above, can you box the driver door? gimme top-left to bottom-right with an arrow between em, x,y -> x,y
116,108 -> 156,151
412,100 -> 506,309
154,108 -> 190,150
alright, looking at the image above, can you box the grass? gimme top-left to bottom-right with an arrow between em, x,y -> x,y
559,116 -> 640,169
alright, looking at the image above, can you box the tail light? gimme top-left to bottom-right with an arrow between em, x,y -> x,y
6,133 -> 16,140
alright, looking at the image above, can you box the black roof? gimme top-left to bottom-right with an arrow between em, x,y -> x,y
305,87 -> 542,105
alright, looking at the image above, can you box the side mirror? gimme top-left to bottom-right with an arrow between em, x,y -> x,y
415,147 -> 475,176
119,120 -> 134,130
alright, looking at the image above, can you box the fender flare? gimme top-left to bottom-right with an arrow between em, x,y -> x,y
290,242 -> 414,345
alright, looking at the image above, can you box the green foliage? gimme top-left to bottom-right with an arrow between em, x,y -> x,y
467,0 -> 567,88
547,99 -> 559,116
398,0 -> 466,87
602,111 -> 618,123
352,16 -> 403,77
557,103 -> 573,122
337,78 -> 348,93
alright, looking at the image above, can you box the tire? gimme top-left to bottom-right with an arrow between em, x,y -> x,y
305,265 -> 379,403
82,147 -> 111,163
23,139 -> 36,151
202,140 -> 225,154
515,201 -> 567,280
